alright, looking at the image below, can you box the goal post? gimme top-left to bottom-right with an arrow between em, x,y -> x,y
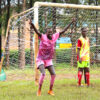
1,2 -> 100,84
0,6 -> 35,71
33,2 -> 100,84
34,2 -> 100,10
34,4 -> 39,85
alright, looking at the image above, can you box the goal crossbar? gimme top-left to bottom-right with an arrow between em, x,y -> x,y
34,2 -> 100,10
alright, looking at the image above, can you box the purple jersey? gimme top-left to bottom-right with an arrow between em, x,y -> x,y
37,33 -> 60,60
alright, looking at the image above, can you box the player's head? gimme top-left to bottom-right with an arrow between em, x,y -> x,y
46,28 -> 53,39
81,27 -> 87,38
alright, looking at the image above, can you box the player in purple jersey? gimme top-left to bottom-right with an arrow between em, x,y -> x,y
29,18 -> 76,96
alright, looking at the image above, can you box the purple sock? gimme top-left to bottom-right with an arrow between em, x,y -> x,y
39,74 -> 45,90
50,75 -> 56,90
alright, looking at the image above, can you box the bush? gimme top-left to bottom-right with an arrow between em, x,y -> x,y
3,49 -> 71,67
3,49 -> 34,67
56,49 -> 71,63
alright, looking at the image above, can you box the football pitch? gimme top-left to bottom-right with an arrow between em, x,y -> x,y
0,66 -> 100,100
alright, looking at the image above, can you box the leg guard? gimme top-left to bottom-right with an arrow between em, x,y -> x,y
78,71 -> 82,86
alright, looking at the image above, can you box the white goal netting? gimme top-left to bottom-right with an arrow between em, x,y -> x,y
2,2 -> 100,70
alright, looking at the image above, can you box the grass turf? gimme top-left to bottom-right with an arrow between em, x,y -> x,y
0,67 -> 100,100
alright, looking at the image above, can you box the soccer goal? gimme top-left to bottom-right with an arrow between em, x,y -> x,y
1,2 -> 100,84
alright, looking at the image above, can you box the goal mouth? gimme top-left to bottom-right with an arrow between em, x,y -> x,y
1,2 -> 100,72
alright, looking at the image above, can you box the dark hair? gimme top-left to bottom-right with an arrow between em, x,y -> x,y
45,28 -> 52,33
81,27 -> 87,31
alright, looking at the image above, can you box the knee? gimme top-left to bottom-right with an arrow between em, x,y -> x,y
78,71 -> 82,75
86,72 -> 89,75
54,74 -> 56,78
51,69 -> 56,76
78,71 -> 82,78
50,69 -> 56,76
51,73 -> 56,77
41,73 -> 45,76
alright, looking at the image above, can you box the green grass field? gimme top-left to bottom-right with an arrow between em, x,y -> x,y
0,66 -> 100,100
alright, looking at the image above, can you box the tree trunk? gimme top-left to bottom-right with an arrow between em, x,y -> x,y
5,0 -> 10,29
19,0 -> 26,69
5,31 -> 10,68
52,0 -> 56,33
52,0 -> 56,64
30,28 -> 34,67
30,0 -> 34,67
44,8 -> 48,30
17,0 -> 21,68
18,25 -> 21,68
70,9 -> 78,67
5,0 -> 11,68
19,27 -> 25,69
95,0 -> 98,62
71,41 -> 77,67
30,0 -> 33,7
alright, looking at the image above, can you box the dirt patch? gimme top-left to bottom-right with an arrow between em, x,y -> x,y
6,73 -> 100,81
6,73 -> 34,81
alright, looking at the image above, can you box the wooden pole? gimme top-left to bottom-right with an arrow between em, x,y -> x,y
34,3 -> 39,85
0,17 -> 11,72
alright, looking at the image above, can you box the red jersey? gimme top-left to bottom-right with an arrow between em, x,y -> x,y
77,39 -> 82,61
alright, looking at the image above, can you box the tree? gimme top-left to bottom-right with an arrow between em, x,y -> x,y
95,0 -> 98,62
87,0 -> 99,62
52,0 -> 57,63
5,0 -> 11,68
19,0 -> 26,69
52,0 -> 56,33
64,0 -> 79,67
5,0 -> 11,29
71,4 -> 78,67
17,0 -> 22,68
30,0 -> 33,7
30,0 -> 34,67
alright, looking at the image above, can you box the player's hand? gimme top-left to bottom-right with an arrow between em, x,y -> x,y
28,19 -> 32,25
26,19 -> 32,31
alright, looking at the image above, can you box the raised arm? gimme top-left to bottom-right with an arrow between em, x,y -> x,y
59,18 -> 76,35
29,20 -> 41,38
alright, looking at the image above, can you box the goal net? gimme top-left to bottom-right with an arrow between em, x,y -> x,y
1,2 -> 100,82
